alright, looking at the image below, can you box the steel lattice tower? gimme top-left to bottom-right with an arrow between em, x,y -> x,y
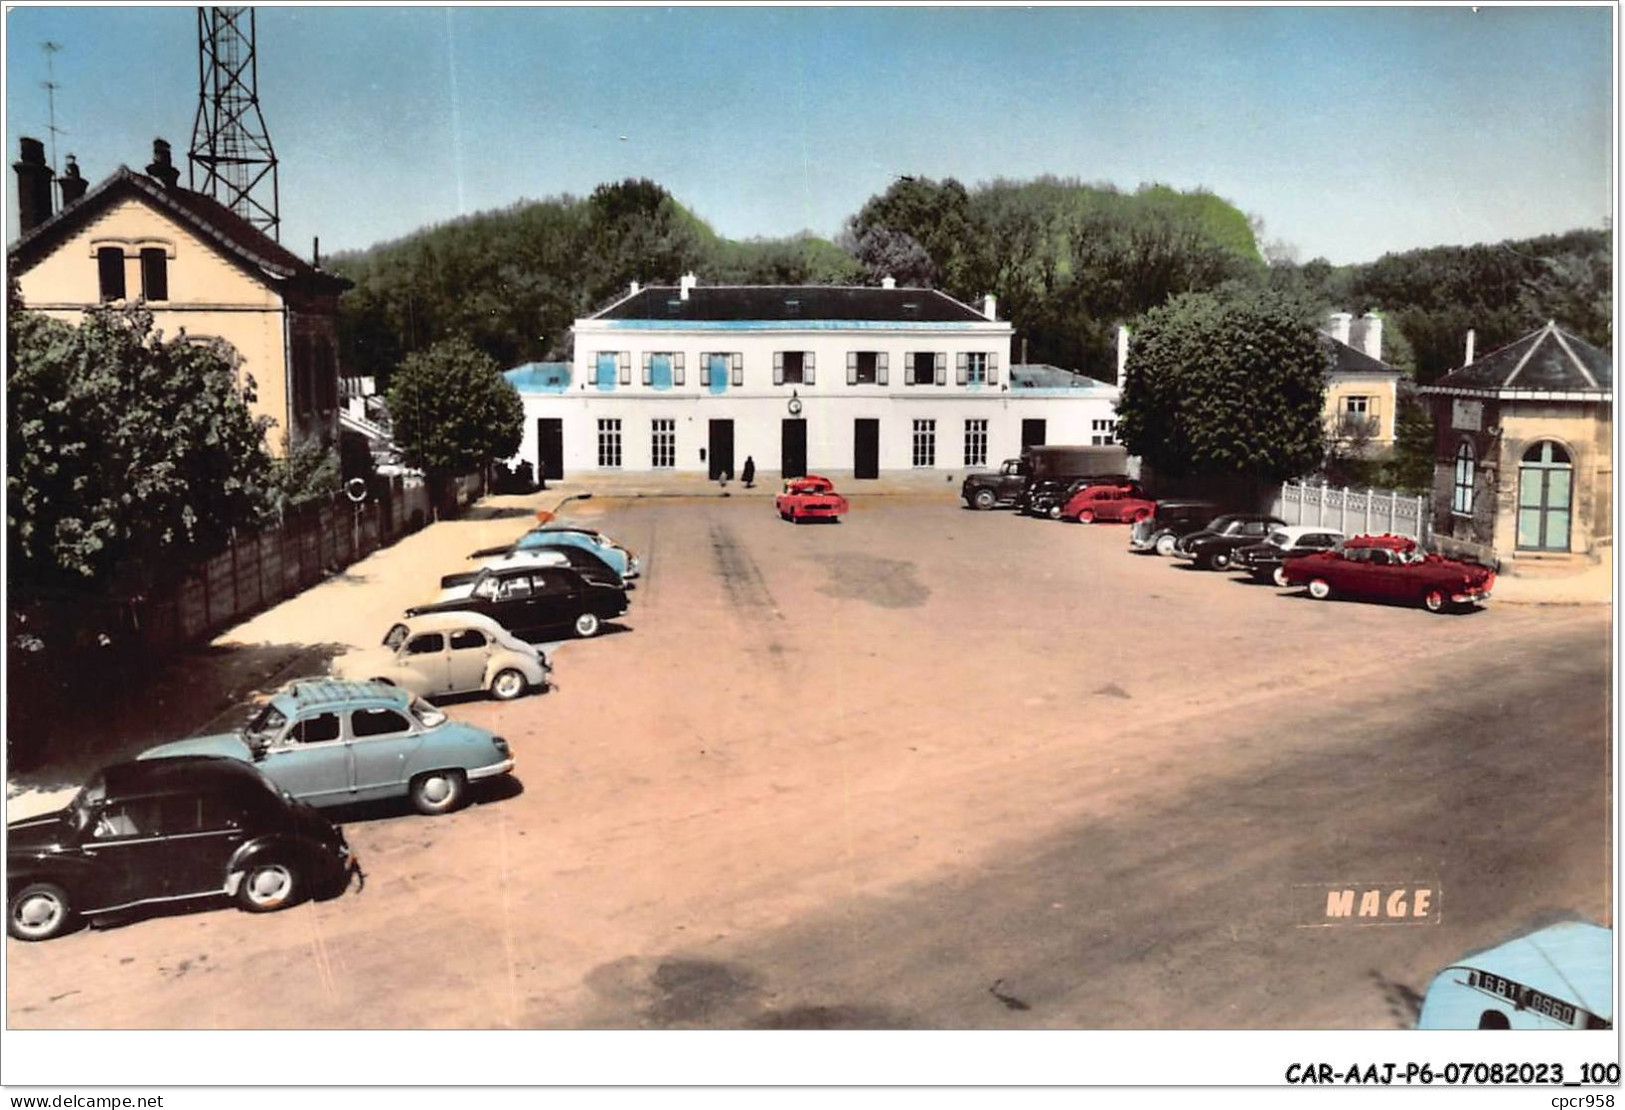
189,7 -> 279,239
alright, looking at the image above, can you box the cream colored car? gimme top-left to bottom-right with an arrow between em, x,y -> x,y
333,612 -> 550,701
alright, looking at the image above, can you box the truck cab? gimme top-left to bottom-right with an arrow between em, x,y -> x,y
961,458 -> 1028,510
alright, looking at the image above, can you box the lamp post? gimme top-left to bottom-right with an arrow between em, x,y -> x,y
534,491 -> 593,524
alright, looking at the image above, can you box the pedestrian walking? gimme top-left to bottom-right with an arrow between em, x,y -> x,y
742,456 -> 756,489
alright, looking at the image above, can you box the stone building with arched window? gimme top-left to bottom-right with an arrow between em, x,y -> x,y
1420,322 -> 1612,564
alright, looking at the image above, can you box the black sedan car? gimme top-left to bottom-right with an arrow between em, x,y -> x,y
7,756 -> 357,941
1172,513 -> 1288,570
409,565 -> 628,640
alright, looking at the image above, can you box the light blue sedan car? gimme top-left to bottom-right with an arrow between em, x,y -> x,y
140,680 -> 514,816
474,525 -> 641,580
1416,921 -> 1612,1029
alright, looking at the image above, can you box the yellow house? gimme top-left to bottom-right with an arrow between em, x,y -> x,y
7,139 -> 350,455
1321,312 -> 1400,453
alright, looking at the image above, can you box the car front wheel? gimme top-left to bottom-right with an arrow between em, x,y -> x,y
235,862 -> 298,913
1422,589 -> 1447,613
1308,578 -> 1332,600
410,770 -> 468,816
490,668 -> 528,700
8,882 -> 72,941
1046,505 -> 1062,521
971,489 -> 997,510
1154,533 -> 1178,557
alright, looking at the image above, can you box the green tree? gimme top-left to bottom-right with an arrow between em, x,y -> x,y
386,336 -> 523,507
264,437 -> 342,520
7,304 -> 273,591
1116,287 -> 1328,483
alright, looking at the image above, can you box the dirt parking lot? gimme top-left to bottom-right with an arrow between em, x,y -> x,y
7,491 -> 1612,1029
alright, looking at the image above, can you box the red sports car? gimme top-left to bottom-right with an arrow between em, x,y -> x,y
1061,483 -> 1156,524
776,475 -> 849,523
1281,534 -> 1495,613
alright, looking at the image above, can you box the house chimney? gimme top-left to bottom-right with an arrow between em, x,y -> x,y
1116,324 -> 1130,389
679,272 -> 697,301
56,154 -> 88,208
629,280 -> 640,296
881,275 -> 896,289
982,293 -> 998,321
146,138 -> 180,189
1325,311 -> 1353,346
13,137 -> 54,234
1359,311 -> 1383,361
1464,329 -> 1476,367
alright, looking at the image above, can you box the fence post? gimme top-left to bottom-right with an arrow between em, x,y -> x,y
1365,488 -> 1373,535
1340,486 -> 1348,533
1315,483 -> 1324,527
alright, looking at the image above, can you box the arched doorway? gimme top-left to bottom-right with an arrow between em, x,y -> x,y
1517,441 -> 1573,551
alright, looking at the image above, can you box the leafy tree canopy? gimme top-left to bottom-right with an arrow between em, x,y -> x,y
7,304 -> 273,591
385,336 -> 523,479
1116,286 -> 1328,482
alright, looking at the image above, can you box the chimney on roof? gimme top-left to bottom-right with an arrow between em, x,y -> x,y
1464,328 -> 1477,367
1358,311 -> 1383,361
881,275 -> 896,290
679,272 -> 697,301
56,154 -> 88,208
13,137 -> 54,234
146,138 -> 180,190
1325,311 -> 1353,346
982,293 -> 998,321
629,280 -> 640,296
1116,324 -> 1130,390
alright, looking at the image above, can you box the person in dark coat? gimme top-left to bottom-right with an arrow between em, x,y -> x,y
742,456 -> 756,489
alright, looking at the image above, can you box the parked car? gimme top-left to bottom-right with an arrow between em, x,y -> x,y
441,545 -> 623,591
474,526 -> 641,580
1172,514 -> 1288,570
961,457 -> 1028,510
410,564 -> 629,640
331,612 -> 551,701
776,474 -> 849,523
8,755 -> 357,940
1129,500 -> 1223,556
1233,526 -> 1346,586
1281,533 -> 1495,613
1416,921 -> 1612,1029
1061,483 -> 1156,524
140,679 -> 514,815
1023,475 -> 1139,519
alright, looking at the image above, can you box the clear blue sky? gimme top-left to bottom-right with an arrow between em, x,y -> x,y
5,5 -> 1614,265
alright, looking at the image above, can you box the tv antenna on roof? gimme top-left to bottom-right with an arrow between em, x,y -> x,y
40,41 -> 65,177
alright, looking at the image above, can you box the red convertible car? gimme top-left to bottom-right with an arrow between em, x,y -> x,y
776,475 -> 849,523
1281,534 -> 1494,613
1061,483 -> 1156,524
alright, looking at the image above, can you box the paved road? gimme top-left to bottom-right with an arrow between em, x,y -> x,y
7,496 -> 1611,1029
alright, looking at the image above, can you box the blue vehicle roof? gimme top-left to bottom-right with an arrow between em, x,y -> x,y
269,678 -> 411,718
1416,922 -> 1613,1029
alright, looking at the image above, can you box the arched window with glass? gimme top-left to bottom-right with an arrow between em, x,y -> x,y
1517,441 -> 1573,551
1452,441 -> 1475,514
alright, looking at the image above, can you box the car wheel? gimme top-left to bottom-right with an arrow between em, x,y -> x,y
1046,505 -> 1062,521
1154,533 -> 1177,557
1422,589 -> 1447,614
1077,510 -> 1095,524
410,770 -> 468,816
574,611 -> 602,638
1272,566 -> 1290,588
8,882 -> 72,941
971,489 -> 997,511
1308,578 -> 1332,600
235,861 -> 298,913
490,668 -> 528,701
1211,551 -> 1232,570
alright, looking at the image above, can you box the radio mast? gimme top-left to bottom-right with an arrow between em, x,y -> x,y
188,7 -> 280,239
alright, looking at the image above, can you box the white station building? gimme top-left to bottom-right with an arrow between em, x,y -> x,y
507,276 -> 1123,480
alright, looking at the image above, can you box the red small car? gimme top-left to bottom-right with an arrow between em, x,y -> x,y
1281,533 -> 1495,613
1061,483 -> 1156,524
776,475 -> 849,523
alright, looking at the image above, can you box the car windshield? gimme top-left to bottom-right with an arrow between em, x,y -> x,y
244,703 -> 288,743
410,698 -> 446,728
383,623 -> 410,650
66,773 -> 107,834
1205,515 -> 1237,532
473,574 -> 500,600
1266,531 -> 1291,547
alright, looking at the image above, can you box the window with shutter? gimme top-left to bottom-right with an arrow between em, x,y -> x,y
956,352 -> 968,385
731,353 -> 743,387
804,351 -> 816,385
699,353 -> 710,387
674,352 -> 685,386
903,351 -> 914,386
618,353 -> 631,385
642,353 -> 652,386
847,352 -> 858,385
774,351 -> 785,386
987,351 -> 999,385
935,352 -> 947,385
877,352 -> 889,386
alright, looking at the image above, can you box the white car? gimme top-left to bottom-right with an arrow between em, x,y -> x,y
332,612 -> 550,701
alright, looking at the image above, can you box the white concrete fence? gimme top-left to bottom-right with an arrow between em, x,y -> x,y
1273,481 -> 1431,544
